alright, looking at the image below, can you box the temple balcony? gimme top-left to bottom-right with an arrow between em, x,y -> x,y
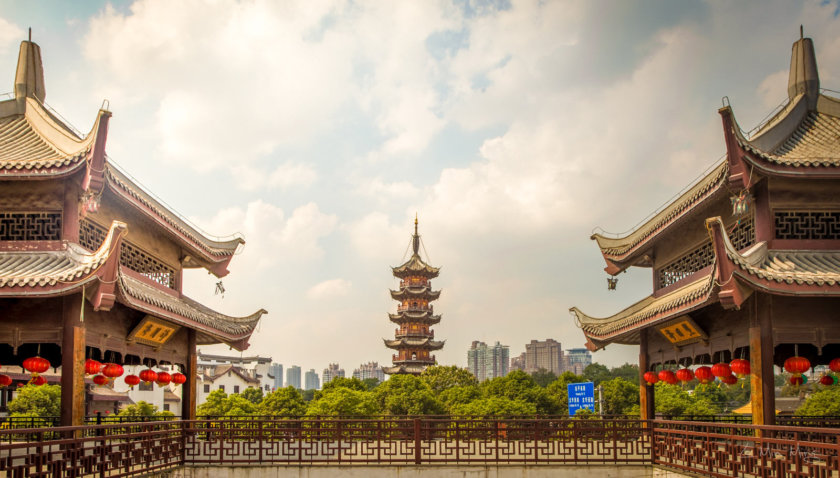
400,279 -> 430,289
397,305 -> 433,314
395,328 -> 433,339
392,354 -> 435,364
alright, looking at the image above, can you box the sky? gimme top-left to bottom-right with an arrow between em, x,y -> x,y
1,1 -> 839,377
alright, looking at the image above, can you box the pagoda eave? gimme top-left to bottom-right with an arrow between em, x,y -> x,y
389,287 -> 441,301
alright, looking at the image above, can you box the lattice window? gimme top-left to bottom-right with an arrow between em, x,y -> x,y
79,219 -> 176,289
657,216 -> 754,289
0,212 -> 61,241
775,211 -> 840,240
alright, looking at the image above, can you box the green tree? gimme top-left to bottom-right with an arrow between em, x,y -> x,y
321,377 -> 368,393
483,370 -> 561,415
362,378 -> 380,390
258,387 -> 307,417
8,384 -> 61,418
796,386 -> 840,415
450,397 -> 536,416
374,375 -> 445,415
241,387 -> 264,404
583,363 -> 611,386
421,365 -> 477,393
196,389 -> 228,416
654,383 -> 715,417
600,378 -> 639,415
301,389 -> 316,401
530,369 -> 557,387
196,390 -> 257,417
306,388 -> 380,416
610,363 -> 640,386
439,385 -> 481,411
545,371 -> 585,415
117,401 -> 158,418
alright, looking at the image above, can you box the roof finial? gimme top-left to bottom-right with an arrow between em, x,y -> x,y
412,214 -> 419,255
787,27 -> 819,108
800,24 -> 803,40
414,213 -> 418,235
28,27 -> 31,42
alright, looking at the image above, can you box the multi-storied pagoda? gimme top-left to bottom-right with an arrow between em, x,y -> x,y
383,217 -> 444,375
570,31 -> 840,425
0,38 -> 266,425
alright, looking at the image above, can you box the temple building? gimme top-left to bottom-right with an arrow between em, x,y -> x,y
0,38 -> 266,425
383,218 -> 444,375
570,31 -> 840,425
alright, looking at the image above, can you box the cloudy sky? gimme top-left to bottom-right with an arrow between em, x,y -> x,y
1,1 -> 839,376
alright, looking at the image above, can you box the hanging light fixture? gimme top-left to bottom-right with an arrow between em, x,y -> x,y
101,363 -> 124,380
171,373 -> 187,386
156,371 -> 172,386
694,366 -> 713,384
675,368 -> 694,384
0,375 -> 11,388
139,369 -> 158,384
607,277 -> 618,290
658,370 -> 677,385
85,359 -> 102,376
643,371 -> 659,385
729,358 -> 750,378
93,375 -> 109,386
124,375 -> 140,390
32,376 -> 47,386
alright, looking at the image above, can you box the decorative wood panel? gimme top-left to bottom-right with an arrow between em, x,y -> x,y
0,212 -> 62,241
775,210 -> 840,240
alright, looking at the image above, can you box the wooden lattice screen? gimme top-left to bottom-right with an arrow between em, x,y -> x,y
0,212 -> 62,241
775,211 -> 840,240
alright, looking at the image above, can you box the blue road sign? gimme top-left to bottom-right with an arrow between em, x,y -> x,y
567,381 -> 595,415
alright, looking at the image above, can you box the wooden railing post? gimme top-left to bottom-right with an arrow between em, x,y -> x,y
413,418 -> 421,465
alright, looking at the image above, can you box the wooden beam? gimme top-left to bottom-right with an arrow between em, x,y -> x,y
639,329 -> 654,422
60,294 -> 85,427
750,293 -> 775,426
182,329 -> 197,421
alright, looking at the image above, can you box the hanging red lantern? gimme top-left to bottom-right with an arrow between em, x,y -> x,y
658,370 -> 677,385
124,375 -> 140,389
93,375 -> 109,386
139,369 -> 158,384
85,359 -> 102,375
790,375 -> 804,386
829,358 -> 840,373
675,368 -> 694,383
694,366 -> 714,384
0,374 -> 11,387
23,356 -> 50,376
171,373 -> 187,385
643,371 -> 659,385
729,359 -> 750,378
720,374 -> 738,385
101,363 -> 124,380
32,375 -> 47,386
156,371 -> 172,386
784,356 -> 810,375
819,375 -> 836,386
711,362 -> 731,378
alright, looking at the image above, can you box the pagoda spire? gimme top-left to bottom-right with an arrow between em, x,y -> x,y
413,213 -> 420,255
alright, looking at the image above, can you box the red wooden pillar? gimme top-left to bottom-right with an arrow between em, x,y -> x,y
62,183 -> 79,243
182,329 -> 197,421
639,329 -> 654,422
750,293 -> 775,426
60,293 -> 85,427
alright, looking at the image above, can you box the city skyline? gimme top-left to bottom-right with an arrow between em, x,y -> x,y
0,2 -> 838,370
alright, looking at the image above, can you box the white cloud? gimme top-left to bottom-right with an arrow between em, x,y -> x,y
231,162 -> 318,191
0,17 -> 24,54
306,279 -> 352,300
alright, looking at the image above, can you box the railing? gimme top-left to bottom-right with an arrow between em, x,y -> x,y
395,328 -> 433,338
392,355 -> 436,363
396,305 -> 433,313
400,280 -> 430,289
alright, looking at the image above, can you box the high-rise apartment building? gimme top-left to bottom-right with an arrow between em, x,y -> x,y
352,362 -> 385,382
510,352 -> 526,372
322,363 -> 345,386
304,369 -> 320,390
524,339 -> 563,375
286,365 -> 302,389
563,348 -> 593,375
269,363 -> 283,390
467,341 -> 510,381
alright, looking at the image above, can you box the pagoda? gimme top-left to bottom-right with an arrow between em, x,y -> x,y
383,217 -> 444,375
0,38 -> 266,425
570,30 -> 840,426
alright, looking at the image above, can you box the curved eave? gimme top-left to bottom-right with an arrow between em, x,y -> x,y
115,270 -> 266,351
383,338 -> 445,350
104,165 -> 244,275
570,272 -> 716,351
389,287 -> 441,301
591,161 -> 729,274
383,365 -> 428,375
391,254 -> 440,278
0,220 -> 125,296
388,312 -> 441,324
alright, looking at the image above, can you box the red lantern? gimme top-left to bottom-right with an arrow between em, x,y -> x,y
32,375 -> 47,386
790,375 -> 804,386
694,366 -> 714,384
829,358 -> 840,373
675,368 -> 694,383
171,373 -> 187,385
23,356 -> 50,376
156,372 -> 172,386
729,359 -> 750,378
85,359 -> 102,375
101,363 -> 124,380
720,374 -> 738,385
658,370 -> 677,385
643,371 -> 659,385
711,362 -> 731,378
820,375 -> 835,386
139,369 -> 158,384
784,356 -> 810,375
0,374 -> 11,387
124,375 -> 140,389
93,375 -> 108,386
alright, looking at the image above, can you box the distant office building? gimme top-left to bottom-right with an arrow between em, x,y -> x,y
563,348 -> 592,375
352,362 -> 385,382
304,369 -> 320,390
510,352 -> 526,372
269,363 -> 283,390
322,363 -> 345,385
467,341 -> 510,381
524,339 -> 563,375
286,366 -> 301,389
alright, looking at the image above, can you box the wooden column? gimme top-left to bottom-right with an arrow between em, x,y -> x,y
753,181 -> 773,244
60,294 -> 85,427
639,329 -> 655,422
62,183 -> 79,243
750,293 -> 775,426
182,329 -> 197,421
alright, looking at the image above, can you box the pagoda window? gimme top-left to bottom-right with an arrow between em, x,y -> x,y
0,211 -> 62,241
412,352 -> 417,360
775,211 -> 840,240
